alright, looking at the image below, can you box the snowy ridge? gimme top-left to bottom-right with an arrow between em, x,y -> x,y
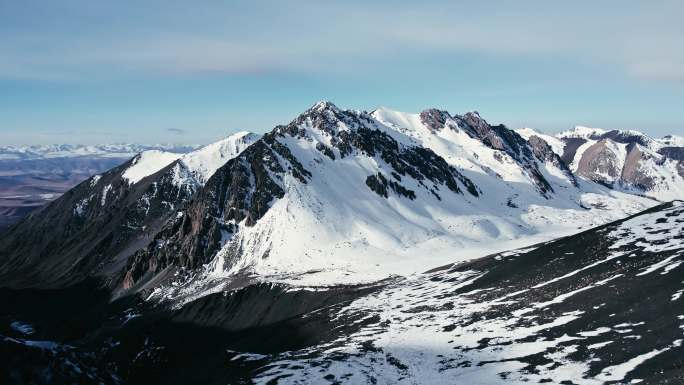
515,127 -> 566,155
557,125 -> 608,139
372,108 -> 577,191
179,131 -> 260,184
659,135 -> 684,147
121,150 -> 183,184
120,131 -> 260,185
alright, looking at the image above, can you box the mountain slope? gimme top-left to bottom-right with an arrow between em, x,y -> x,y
0,103 -> 658,297
254,200 -> 684,384
0,144 -> 201,231
1,201 -> 680,385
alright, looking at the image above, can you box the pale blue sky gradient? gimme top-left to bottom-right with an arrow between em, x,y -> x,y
1,0 -> 682,144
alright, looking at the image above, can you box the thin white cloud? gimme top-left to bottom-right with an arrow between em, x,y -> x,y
0,1 -> 682,81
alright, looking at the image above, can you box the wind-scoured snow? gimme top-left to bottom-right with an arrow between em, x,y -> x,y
609,200 -> 684,254
515,127 -> 566,155
121,150 -> 182,184
179,131 -> 260,184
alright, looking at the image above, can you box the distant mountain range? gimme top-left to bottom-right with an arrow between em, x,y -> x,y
0,143 -> 201,161
0,102 -> 682,384
517,126 -> 684,201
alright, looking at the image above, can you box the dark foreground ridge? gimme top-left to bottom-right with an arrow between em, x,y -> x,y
1,201 -> 683,384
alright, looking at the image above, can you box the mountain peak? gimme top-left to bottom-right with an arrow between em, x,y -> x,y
309,100 -> 340,113
458,111 -> 489,132
228,130 -> 256,139
419,108 -> 452,131
558,125 -> 608,139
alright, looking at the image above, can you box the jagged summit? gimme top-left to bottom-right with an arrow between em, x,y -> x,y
558,125 -> 608,139
310,100 -> 341,112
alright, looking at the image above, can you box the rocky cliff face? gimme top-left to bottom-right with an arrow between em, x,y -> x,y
122,138 -> 295,289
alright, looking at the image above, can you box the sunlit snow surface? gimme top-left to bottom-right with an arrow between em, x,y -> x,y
121,150 -> 182,184
250,201 -> 684,384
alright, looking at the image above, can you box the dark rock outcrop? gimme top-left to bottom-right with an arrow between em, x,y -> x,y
419,109 -> 451,132
528,135 -> 578,186
366,173 -> 416,200
454,112 -> 557,195
122,137 -> 298,290
621,143 -> 656,190
575,140 -> 621,185
659,146 -> 684,161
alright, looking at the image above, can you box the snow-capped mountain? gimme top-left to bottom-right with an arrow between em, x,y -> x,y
119,102 -> 652,300
1,101 -> 683,385
518,126 -> 684,201
1,101 -> 667,295
120,131 -> 260,186
1,102 -> 658,294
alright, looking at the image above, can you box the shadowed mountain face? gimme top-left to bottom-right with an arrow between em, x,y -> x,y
0,158 -> 129,231
0,145 -> 201,231
0,133 -> 257,290
0,157 -> 199,289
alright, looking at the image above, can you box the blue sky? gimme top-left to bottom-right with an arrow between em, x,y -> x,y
1,0 -> 682,144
